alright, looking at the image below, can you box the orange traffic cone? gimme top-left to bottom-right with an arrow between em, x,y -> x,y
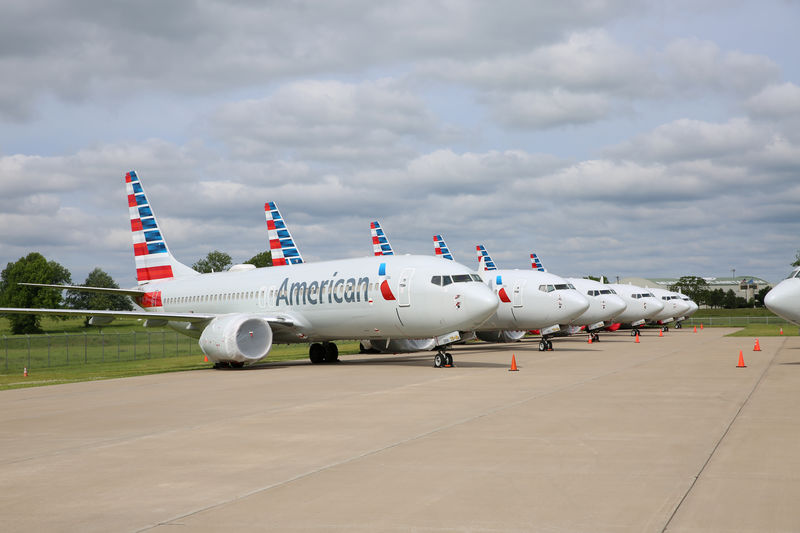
737,350 -> 746,368
635,332 -> 640,343
509,354 -> 519,371
588,335 -> 593,344
659,329 -> 663,337
780,328 -> 784,335
753,339 -> 762,352
204,354 -> 209,362
693,326 -> 697,333
700,323 -> 704,330
23,367 -> 28,377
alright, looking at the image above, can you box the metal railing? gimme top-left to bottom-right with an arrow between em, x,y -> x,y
2,331 -> 195,373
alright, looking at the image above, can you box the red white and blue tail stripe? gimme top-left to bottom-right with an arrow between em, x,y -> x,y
265,201 -> 304,266
126,171 -> 196,285
476,245 -> 498,271
433,234 -> 454,261
530,253 -> 545,271
370,221 -> 394,256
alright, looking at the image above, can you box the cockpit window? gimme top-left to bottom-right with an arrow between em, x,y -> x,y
442,275 -> 452,286
431,275 -> 442,286
554,284 -> 570,290
539,284 -> 555,292
470,274 -> 482,282
567,283 -> 576,290
452,274 -> 473,283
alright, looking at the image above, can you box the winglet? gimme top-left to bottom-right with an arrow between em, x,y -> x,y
476,245 -> 497,271
125,171 -> 197,285
530,253 -> 545,272
370,221 -> 394,256
433,234 -> 455,261
265,201 -> 304,266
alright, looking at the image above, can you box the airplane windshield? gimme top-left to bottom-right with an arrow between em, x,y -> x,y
554,284 -> 571,290
431,274 -> 482,286
789,269 -> 800,279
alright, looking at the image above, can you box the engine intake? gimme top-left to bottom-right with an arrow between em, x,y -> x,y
199,314 -> 273,364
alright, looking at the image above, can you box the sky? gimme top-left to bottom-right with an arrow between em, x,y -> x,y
1,0 -> 799,288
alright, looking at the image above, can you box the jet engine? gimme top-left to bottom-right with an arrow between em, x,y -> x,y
476,330 -> 526,343
199,314 -> 273,366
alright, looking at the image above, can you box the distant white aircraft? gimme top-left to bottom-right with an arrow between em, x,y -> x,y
648,287 -> 692,330
528,253 -> 627,342
605,284 -> 665,334
765,266 -> 800,325
442,239 -> 589,351
2,171 -> 499,369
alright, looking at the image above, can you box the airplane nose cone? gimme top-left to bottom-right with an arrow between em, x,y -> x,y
465,285 -> 500,326
560,291 -> 590,322
765,285 -> 793,321
607,295 -> 627,318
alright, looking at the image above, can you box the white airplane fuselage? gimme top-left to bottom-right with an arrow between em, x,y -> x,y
565,278 -> 627,328
649,288 -> 691,323
477,270 -> 589,331
607,283 -> 665,325
146,255 -> 499,342
765,268 -> 800,325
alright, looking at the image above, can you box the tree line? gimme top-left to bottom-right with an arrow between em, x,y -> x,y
668,275 -> 770,309
0,250 -> 272,335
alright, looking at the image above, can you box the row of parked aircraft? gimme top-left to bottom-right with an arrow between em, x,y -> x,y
0,172 -> 698,369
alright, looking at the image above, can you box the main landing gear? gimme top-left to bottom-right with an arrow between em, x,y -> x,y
630,329 -> 640,337
589,332 -> 600,343
433,348 -> 454,368
309,342 -> 339,364
538,338 -> 554,351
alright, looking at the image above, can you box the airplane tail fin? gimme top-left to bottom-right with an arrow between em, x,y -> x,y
476,245 -> 498,271
433,234 -> 455,261
125,171 -> 197,285
530,252 -> 546,272
265,201 -> 304,265
370,221 -> 394,256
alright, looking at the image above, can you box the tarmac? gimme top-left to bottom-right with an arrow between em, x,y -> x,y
0,327 -> 798,532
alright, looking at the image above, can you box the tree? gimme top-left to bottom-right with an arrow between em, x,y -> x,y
192,250 -> 232,273
0,252 -> 72,334
723,289 -> 738,309
754,286 -> 771,307
244,250 -> 272,268
66,268 -> 133,326
669,276 -> 709,305
793,250 -> 800,267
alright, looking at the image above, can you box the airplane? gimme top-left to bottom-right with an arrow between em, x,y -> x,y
605,283 -> 666,335
0,171 -> 499,369
436,237 -> 589,351
528,253 -> 627,342
647,287 -> 692,331
765,266 -> 800,325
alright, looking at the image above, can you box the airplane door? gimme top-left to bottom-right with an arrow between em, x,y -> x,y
512,280 -> 525,308
398,268 -> 414,307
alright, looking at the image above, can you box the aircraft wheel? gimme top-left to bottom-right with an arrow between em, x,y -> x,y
631,330 -> 638,337
445,353 -> 454,367
547,340 -> 554,350
675,322 -> 682,329
538,340 -> 547,351
230,361 -> 245,369
309,343 -> 325,364
434,352 -> 445,368
662,326 -> 668,332
323,342 -> 339,363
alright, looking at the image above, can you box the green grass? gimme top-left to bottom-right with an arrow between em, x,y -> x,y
0,315 -> 159,335
0,340 -> 361,391
725,324 -> 797,337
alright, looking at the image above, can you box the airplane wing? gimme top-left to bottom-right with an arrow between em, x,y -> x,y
18,282 -> 144,298
0,307 -> 297,329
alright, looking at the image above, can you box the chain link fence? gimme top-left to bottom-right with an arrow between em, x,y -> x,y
2,331 -> 196,373
684,316 -> 793,327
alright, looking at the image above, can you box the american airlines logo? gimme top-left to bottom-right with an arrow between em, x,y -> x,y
275,275 -> 374,306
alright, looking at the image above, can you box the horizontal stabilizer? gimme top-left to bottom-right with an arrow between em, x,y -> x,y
18,282 -> 144,298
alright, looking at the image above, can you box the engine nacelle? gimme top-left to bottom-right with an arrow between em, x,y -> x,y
199,314 -> 273,364
476,330 -> 526,343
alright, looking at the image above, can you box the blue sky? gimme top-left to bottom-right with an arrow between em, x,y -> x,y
1,0 -> 799,287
